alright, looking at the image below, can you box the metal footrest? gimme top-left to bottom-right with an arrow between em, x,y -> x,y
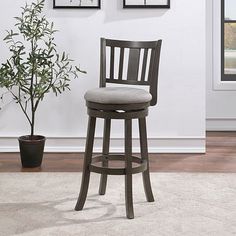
89,154 -> 147,175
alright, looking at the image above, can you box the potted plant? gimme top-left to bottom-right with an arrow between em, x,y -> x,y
0,0 -> 84,167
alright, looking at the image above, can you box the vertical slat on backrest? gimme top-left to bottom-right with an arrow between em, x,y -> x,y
127,48 -> 140,81
110,46 -> 115,80
118,47 -> 124,80
147,48 -> 156,84
100,38 -> 106,87
140,49 -> 148,82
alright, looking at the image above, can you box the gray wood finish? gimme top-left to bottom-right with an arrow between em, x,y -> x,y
90,154 -> 147,175
149,43 -> 162,106
86,101 -> 150,111
105,39 -> 159,49
127,48 -> 141,81
88,107 -> 148,119
75,38 -> 162,219
100,38 -> 162,106
125,119 -> 134,219
118,47 -> 125,80
141,49 -> 149,82
105,79 -> 149,86
100,38 -> 106,87
75,116 -> 96,211
110,47 -> 115,80
99,119 -> 111,195
139,117 -> 154,202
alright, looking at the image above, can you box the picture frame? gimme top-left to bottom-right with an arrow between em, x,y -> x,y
123,0 -> 170,9
53,0 -> 101,9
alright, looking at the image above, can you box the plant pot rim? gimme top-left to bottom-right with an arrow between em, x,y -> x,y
18,135 -> 46,143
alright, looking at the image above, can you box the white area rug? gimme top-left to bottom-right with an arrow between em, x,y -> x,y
0,173 -> 236,236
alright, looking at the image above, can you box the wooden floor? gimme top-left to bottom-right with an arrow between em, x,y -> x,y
0,132 -> 236,173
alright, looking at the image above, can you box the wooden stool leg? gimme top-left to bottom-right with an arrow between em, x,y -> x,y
99,118 -> 111,195
75,116 -> 96,211
125,119 -> 134,219
139,117 -> 154,202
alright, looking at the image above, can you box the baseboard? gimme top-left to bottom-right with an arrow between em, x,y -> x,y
206,118 -> 236,131
0,136 -> 205,153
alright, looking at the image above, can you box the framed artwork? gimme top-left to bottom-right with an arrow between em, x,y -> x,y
123,0 -> 170,8
53,0 -> 101,9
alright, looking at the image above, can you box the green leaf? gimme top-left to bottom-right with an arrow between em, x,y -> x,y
61,52 -> 65,61
14,17 -> 22,21
75,66 -> 87,74
3,35 -> 11,41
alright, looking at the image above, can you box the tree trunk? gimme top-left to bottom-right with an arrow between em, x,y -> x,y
31,111 -> 35,137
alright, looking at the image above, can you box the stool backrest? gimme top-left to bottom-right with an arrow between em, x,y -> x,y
100,38 -> 162,106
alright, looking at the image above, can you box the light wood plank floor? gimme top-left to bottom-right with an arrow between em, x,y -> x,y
0,132 -> 236,172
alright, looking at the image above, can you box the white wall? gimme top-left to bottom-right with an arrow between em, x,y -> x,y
206,0 -> 236,130
0,0 -> 206,153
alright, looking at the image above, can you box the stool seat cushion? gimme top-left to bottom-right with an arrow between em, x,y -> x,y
84,87 -> 152,104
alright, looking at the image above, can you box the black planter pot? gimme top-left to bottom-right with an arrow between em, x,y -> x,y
18,135 -> 46,168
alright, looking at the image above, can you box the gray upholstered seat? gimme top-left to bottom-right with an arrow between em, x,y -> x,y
84,87 -> 152,104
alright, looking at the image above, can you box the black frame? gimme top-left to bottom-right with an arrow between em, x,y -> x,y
221,0 -> 236,81
123,0 -> 170,9
53,0 -> 101,9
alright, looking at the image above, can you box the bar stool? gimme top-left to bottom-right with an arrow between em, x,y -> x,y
75,38 -> 162,219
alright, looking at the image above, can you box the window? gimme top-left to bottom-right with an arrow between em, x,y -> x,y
222,0 -> 236,81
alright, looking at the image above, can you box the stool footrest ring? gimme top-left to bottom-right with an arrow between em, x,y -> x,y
89,154 -> 147,175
